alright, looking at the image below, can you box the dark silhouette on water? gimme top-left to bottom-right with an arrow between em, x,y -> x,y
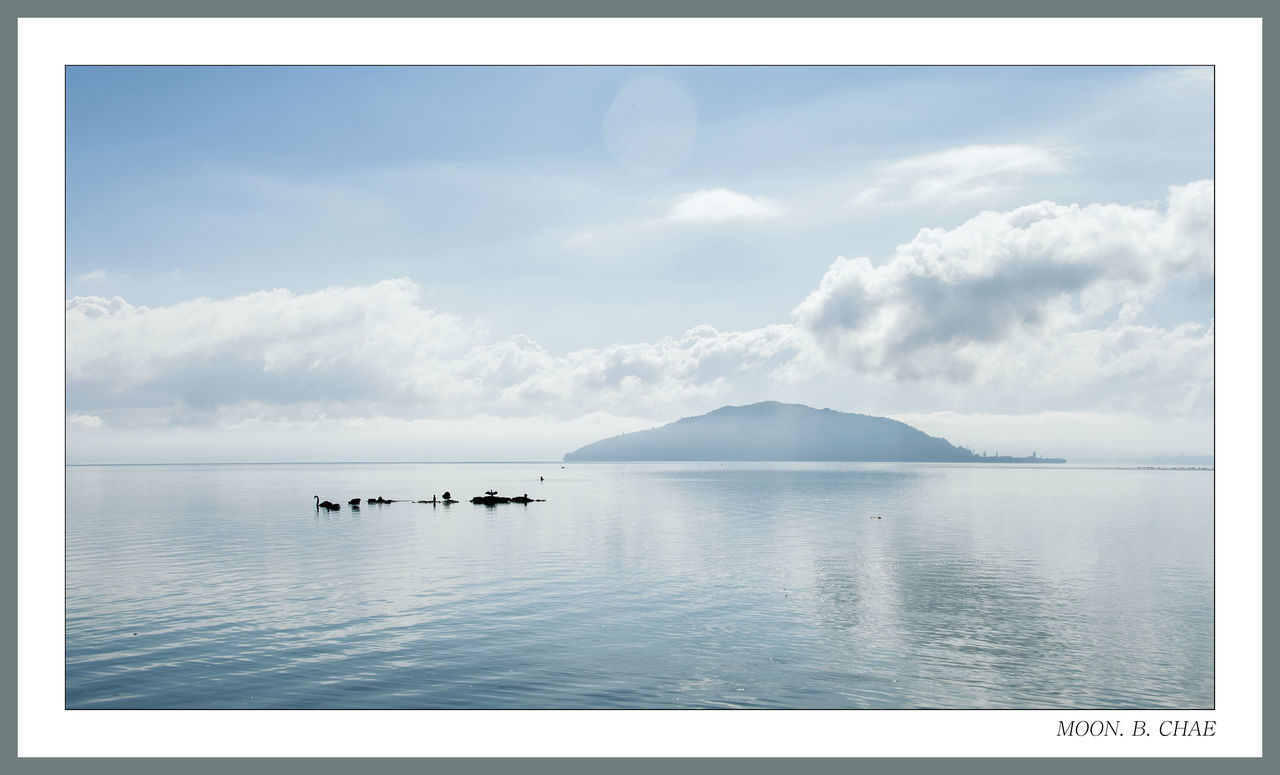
472,491 -> 544,505
417,495 -> 458,504
348,498 -> 361,506
563,401 -> 1065,463
314,496 -> 340,511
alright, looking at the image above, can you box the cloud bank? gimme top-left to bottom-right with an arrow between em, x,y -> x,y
797,180 -> 1212,412
66,280 -> 806,429
66,182 -> 1212,460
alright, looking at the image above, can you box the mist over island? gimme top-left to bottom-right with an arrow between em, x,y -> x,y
563,402 -> 1064,463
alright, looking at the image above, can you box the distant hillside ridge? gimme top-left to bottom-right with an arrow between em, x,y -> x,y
563,401 -> 1064,463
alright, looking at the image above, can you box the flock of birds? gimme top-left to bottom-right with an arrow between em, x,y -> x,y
315,474 -> 552,511
313,487 -> 546,511
313,492 -> 457,511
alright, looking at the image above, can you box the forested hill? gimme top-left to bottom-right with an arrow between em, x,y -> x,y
563,402 -> 1062,463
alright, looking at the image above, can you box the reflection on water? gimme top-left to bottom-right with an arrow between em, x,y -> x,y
66,462 -> 1212,708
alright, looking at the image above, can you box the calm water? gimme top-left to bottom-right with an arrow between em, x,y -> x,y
65,462 -> 1213,709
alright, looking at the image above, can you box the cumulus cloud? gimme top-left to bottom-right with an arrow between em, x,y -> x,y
851,144 -> 1068,208
795,180 -> 1213,410
67,279 -> 475,398
66,279 -> 805,430
655,188 -> 784,224
65,182 -> 1213,458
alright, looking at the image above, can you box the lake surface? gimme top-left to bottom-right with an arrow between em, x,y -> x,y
65,462 -> 1213,709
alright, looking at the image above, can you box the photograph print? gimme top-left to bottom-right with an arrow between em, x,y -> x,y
65,64 -> 1213,711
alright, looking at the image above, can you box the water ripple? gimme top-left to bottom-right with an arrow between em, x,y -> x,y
66,462 -> 1213,708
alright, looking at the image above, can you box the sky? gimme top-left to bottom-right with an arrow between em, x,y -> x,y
64,65 -> 1215,463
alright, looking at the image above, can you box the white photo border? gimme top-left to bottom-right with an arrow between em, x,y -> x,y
19,17 -> 1262,758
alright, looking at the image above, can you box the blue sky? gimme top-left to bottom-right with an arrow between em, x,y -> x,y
65,66 -> 1214,462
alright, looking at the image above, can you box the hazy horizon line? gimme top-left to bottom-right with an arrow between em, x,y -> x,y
64,457 -> 1214,468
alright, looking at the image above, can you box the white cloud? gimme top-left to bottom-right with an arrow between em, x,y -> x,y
77,269 -> 108,282
67,414 -> 104,429
66,279 -> 475,393
655,188 -> 784,224
851,144 -> 1068,208
65,279 -> 803,429
796,181 -> 1213,411
65,183 -> 1213,460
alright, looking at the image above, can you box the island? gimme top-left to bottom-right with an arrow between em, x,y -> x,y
563,401 -> 1065,463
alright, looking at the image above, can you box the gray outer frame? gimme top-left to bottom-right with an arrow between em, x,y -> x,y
6,0 -> 1271,772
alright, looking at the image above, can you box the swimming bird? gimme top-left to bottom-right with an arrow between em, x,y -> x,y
349,498 -> 361,506
314,496 -> 340,511
442,491 -> 451,500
